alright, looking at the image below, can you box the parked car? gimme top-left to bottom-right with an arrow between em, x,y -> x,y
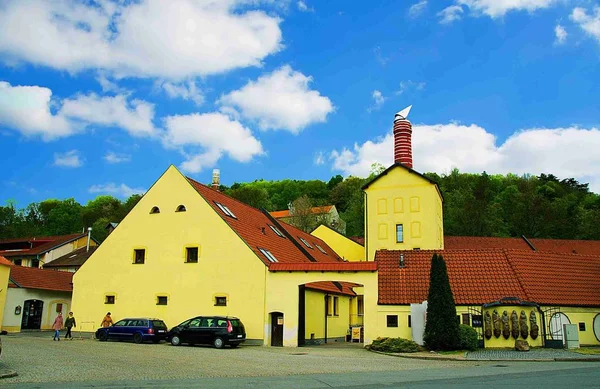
96,318 -> 168,344
168,316 -> 246,349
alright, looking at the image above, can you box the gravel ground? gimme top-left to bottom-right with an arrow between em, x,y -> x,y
1,333 -> 469,384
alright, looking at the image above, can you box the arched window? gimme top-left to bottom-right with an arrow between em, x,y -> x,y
150,206 -> 160,214
176,205 -> 186,212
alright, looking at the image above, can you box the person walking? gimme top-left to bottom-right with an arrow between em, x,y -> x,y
101,312 -> 114,328
52,312 -> 64,341
65,312 -> 76,340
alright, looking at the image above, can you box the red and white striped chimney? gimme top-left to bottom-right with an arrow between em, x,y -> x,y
393,105 -> 413,169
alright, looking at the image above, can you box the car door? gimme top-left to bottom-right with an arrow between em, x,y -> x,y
180,317 -> 202,344
110,320 -> 128,340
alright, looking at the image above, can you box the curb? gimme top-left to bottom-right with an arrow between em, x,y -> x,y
371,350 -> 467,361
372,350 -> 600,363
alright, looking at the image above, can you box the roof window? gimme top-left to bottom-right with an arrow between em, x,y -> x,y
315,244 -> 327,254
258,248 -> 278,263
299,237 -> 313,249
215,202 -> 236,219
268,225 -> 285,238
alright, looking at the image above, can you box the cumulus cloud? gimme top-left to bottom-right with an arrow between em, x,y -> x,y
397,80 -> 426,95
104,152 -> 132,164
409,1 -> 428,18
54,150 -> 83,168
314,151 -> 325,165
89,183 -> 145,198
571,7 -> 600,43
438,5 -> 464,24
368,90 -> 386,112
297,1 -> 314,12
554,24 -> 567,44
0,81 -> 73,140
0,0 -> 282,79
330,124 -> 600,193
456,0 -> 556,18
164,112 -> 264,173
159,80 -> 204,106
60,94 -> 157,137
219,65 -> 333,133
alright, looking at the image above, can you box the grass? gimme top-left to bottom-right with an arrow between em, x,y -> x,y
574,347 -> 600,355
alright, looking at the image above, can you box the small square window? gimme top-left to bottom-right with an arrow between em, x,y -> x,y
387,315 -> 398,327
579,322 -> 586,331
105,295 -> 115,304
396,224 -> 403,243
134,249 -> 145,264
186,247 -> 198,263
157,296 -> 168,305
462,313 -> 470,326
215,296 -> 227,306
14,259 -> 22,266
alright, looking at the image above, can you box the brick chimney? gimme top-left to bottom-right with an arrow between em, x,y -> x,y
393,106 -> 413,169
211,169 -> 220,191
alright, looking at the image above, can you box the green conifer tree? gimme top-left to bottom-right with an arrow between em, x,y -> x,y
423,253 -> 460,350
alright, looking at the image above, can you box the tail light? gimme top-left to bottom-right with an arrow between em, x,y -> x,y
148,328 -> 154,334
227,320 -> 233,333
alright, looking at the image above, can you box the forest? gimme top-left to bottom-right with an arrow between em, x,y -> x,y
1,168 -> 599,243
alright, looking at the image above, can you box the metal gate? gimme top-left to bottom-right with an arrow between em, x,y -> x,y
542,306 -> 566,349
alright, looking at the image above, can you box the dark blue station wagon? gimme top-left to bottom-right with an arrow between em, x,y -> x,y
96,318 -> 168,344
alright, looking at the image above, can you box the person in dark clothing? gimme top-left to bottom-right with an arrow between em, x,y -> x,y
65,312 -> 76,339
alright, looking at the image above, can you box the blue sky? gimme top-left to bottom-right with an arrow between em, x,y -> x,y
1,0 -> 600,207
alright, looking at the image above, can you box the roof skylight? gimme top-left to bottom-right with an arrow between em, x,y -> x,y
268,225 -> 285,238
215,202 -> 236,219
299,237 -> 313,249
315,244 -> 327,254
258,248 -> 278,263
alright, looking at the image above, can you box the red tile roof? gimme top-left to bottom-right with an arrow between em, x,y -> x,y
0,233 -> 88,257
187,178 -> 343,266
0,255 -> 12,267
44,246 -> 98,268
304,281 -> 360,296
269,262 -> 377,272
529,238 -> 600,255
376,249 -> 600,307
270,205 -> 334,219
9,266 -> 73,292
444,236 -> 530,250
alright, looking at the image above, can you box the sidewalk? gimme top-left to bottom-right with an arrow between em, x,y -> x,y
0,362 -> 17,379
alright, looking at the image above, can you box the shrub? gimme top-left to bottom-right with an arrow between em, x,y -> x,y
458,325 -> 479,351
368,337 -> 421,353
423,254 -> 460,350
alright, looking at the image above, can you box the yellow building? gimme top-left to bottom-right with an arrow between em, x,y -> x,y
311,225 -> 365,262
72,166 -> 378,346
0,256 -> 12,329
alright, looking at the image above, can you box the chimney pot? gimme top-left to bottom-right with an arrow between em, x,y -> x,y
400,253 -> 405,268
211,169 -> 220,191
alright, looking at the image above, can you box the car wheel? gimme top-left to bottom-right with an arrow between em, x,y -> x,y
98,331 -> 108,341
214,337 -> 224,349
230,343 -> 239,349
170,335 -> 181,346
133,333 -> 143,344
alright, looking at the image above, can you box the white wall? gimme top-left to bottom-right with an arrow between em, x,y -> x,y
2,288 -> 72,331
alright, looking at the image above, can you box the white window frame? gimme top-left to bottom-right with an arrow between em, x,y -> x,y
299,237 -> 313,249
315,244 -> 327,254
258,248 -> 278,263
269,225 -> 285,238
215,202 -> 236,218
396,224 -> 404,243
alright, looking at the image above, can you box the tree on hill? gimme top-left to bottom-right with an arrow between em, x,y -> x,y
423,253 -> 460,350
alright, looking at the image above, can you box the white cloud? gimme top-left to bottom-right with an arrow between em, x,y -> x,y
314,151 -> 325,165
60,94 -> 157,137
0,0 -> 282,79
330,124 -> 600,193
54,150 -> 83,168
397,80 -> 426,95
0,81 -> 73,140
373,46 -> 389,66
457,0 -> 556,18
96,73 -> 128,94
571,7 -> 600,43
159,80 -> 204,106
164,112 -> 264,173
409,1 -> 428,18
219,65 -> 333,133
368,90 -> 386,112
297,1 -> 314,12
554,24 -> 567,45
438,5 -> 464,24
89,183 -> 145,198
104,152 -> 132,164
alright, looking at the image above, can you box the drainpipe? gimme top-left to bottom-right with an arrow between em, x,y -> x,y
324,294 -> 329,344
86,227 -> 92,252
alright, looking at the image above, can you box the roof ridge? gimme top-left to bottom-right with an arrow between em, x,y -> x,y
186,177 -> 269,216
262,209 -> 318,263
502,249 -> 530,301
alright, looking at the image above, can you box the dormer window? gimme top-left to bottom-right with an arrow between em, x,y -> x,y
299,237 -> 313,249
315,244 -> 327,254
176,205 -> 187,212
215,202 -> 236,219
268,225 -> 285,238
258,248 -> 278,263
150,206 -> 160,214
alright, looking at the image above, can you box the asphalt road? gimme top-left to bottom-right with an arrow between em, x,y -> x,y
1,333 -> 599,388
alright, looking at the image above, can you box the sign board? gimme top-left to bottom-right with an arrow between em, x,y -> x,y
351,327 -> 361,341
277,316 -> 283,325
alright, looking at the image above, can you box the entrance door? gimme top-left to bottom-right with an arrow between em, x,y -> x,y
21,300 -> 44,330
271,312 -> 284,347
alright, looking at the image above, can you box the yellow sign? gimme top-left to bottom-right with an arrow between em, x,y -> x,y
352,327 -> 361,340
